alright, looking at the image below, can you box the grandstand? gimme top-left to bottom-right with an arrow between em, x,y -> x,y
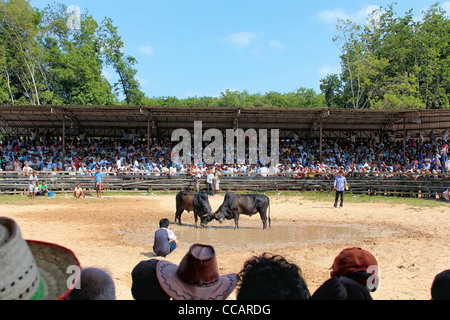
2,105 -> 450,139
1,105 -> 449,197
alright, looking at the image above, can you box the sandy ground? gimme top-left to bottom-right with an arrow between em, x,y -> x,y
1,192 -> 449,300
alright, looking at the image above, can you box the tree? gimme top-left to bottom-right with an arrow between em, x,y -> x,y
320,74 -> 343,108
0,0 -> 44,105
327,2 -> 449,109
333,18 -> 391,109
39,3 -> 116,105
100,17 -> 145,105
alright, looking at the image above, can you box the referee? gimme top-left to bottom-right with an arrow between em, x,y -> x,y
334,170 -> 348,208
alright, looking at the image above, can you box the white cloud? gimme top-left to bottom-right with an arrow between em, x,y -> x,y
414,2 -> 450,22
136,76 -> 150,87
318,5 -> 381,25
225,33 -> 285,60
268,39 -> 286,51
138,45 -> 154,56
101,69 -> 115,82
318,8 -> 349,23
443,2 -> 450,15
317,64 -> 341,77
226,32 -> 258,48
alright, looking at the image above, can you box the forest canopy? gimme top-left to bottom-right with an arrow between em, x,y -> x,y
0,0 -> 448,109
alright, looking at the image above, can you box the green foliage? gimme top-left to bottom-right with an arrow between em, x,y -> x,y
0,0 -> 130,105
322,2 -> 450,109
0,0 -> 327,109
1,1 -> 447,110
140,88 -> 325,108
100,17 -> 145,105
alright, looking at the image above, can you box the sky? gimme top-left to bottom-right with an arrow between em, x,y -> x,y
30,0 -> 450,99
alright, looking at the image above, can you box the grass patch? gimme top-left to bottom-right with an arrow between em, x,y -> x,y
299,191 -> 447,208
1,190 -> 447,209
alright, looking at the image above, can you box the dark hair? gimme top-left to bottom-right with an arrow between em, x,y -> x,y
431,269 -> 450,300
311,276 -> 373,300
159,218 -> 170,228
339,276 -> 373,300
311,277 -> 347,300
237,253 -> 310,300
131,259 -> 170,300
66,268 -> 116,300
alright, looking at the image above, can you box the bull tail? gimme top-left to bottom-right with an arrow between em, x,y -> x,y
268,201 -> 271,228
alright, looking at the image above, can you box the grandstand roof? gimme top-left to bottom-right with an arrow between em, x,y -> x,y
1,105 -> 449,139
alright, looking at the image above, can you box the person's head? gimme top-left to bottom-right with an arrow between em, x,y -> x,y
236,253 -> 310,300
66,268 -> 116,300
311,276 -> 372,300
131,259 -> 170,300
431,269 -> 450,300
330,247 -> 379,292
159,218 -> 170,229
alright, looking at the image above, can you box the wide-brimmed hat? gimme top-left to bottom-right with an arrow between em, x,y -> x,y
0,217 -> 81,300
156,243 -> 237,300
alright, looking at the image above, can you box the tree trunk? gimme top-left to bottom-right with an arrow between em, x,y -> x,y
5,72 -> 14,105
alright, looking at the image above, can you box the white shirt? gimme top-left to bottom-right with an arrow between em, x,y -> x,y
162,228 -> 177,241
29,174 -> 38,186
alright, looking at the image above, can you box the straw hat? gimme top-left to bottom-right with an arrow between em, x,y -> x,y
156,243 -> 237,300
0,217 -> 81,300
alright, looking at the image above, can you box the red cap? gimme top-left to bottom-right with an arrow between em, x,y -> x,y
330,247 -> 378,277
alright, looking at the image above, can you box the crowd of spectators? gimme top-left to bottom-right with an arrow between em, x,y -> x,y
0,129 -> 448,177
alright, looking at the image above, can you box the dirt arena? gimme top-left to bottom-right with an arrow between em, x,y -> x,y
1,192 -> 449,300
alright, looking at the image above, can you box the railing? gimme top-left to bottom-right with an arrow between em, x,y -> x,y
1,171 -> 449,198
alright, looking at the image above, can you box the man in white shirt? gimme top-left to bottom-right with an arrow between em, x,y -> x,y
206,170 -> 214,196
28,171 -> 39,199
153,218 -> 179,257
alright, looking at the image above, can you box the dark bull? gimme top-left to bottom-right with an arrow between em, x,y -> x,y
213,192 -> 271,229
174,191 -> 213,228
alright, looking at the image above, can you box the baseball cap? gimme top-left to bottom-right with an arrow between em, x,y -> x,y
330,247 -> 378,277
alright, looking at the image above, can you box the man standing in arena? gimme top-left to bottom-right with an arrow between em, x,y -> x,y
28,171 -> 39,199
334,170 -> 348,208
206,169 -> 214,196
93,167 -> 104,198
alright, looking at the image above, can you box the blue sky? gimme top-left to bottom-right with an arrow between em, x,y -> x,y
30,0 -> 450,99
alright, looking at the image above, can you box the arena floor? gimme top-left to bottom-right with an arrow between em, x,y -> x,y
2,192 -> 449,300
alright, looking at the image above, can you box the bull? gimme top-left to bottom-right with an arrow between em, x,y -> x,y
174,191 -> 213,228
214,192 -> 271,229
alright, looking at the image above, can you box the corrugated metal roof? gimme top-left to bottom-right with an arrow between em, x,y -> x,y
0,105 -> 449,138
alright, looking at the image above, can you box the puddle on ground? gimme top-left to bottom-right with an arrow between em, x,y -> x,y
173,223 -> 390,249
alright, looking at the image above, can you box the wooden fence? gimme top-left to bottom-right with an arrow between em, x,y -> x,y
1,171 -> 449,198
